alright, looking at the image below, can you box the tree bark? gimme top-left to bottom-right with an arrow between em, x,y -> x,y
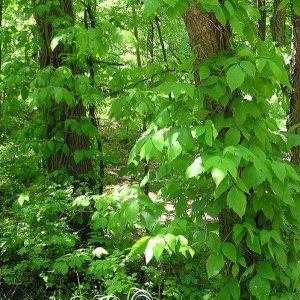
258,0 -> 266,40
270,0 -> 286,45
290,14 -> 300,164
183,5 -> 230,86
33,0 -> 92,178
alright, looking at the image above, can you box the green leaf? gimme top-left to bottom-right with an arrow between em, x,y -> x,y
53,261 -> 69,275
222,242 -> 237,263
224,0 -> 235,16
124,200 -> 139,223
130,236 -> 151,256
73,195 -> 90,207
226,64 -> 246,91
163,0 -> 178,7
200,0 -> 220,5
18,193 -> 29,207
227,186 -> 247,218
256,261 -> 276,281
269,61 -> 282,81
240,61 -> 256,77
152,131 -> 165,152
167,141 -> 182,161
142,0 -> 160,16
206,253 -> 224,278
140,138 -> 154,162
225,127 -> 241,146
145,236 -> 165,263
214,6 -> 227,25
186,157 -> 204,179
249,275 -> 270,299
271,161 -> 286,183
232,264 -> 239,277
212,166 -> 228,187
233,224 -> 244,245
228,278 -> 240,300
277,0 -> 289,12
164,234 -> 177,252
199,65 -> 210,80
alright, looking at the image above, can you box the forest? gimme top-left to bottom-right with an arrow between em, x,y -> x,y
1,0 -> 300,299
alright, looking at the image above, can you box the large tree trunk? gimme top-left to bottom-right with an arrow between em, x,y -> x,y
33,0 -> 92,178
183,5 -> 230,86
290,14 -> 300,164
183,5 -> 236,240
270,0 -> 286,45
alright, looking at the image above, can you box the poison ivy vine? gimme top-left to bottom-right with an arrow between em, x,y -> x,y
126,0 -> 300,298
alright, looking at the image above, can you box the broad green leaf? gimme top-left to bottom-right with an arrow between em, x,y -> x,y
124,200 -> 139,223
214,6 -> 227,25
249,275 -> 270,299
206,252 -> 224,278
140,138 -> 154,162
222,242 -> 237,262
145,236 -> 165,263
142,0 -> 160,16
271,161 -> 286,183
18,193 -> 29,207
163,0 -> 178,7
224,0 -> 235,16
153,237 -> 166,260
164,234 -> 177,252
256,261 -> 276,281
167,141 -> 182,161
226,64 -> 246,91
227,186 -> 247,218
240,61 -> 256,77
186,157 -> 204,179
232,264 -> 239,277
269,61 -> 282,81
152,131 -> 165,152
200,0 -> 220,5
212,166 -> 228,187
233,224 -> 245,245
228,278 -> 240,300
73,195 -> 90,207
225,127 -> 241,146
277,0 -> 289,12
199,65 -> 210,80
130,236 -> 150,256
53,261 -> 68,275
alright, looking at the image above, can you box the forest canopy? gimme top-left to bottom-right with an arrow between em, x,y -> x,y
1,0 -> 300,299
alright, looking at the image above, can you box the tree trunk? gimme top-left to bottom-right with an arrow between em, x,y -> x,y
258,0 -> 267,40
290,14 -> 300,164
183,5 -> 236,240
183,5 -> 230,86
33,0 -> 93,178
254,0 -> 267,40
270,0 -> 286,45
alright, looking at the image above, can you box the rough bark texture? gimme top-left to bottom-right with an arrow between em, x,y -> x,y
33,0 -> 92,178
183,5 -> 230,86
270,0 -> 286,45
290,14 -> 300,164
257,0 -> 267,40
